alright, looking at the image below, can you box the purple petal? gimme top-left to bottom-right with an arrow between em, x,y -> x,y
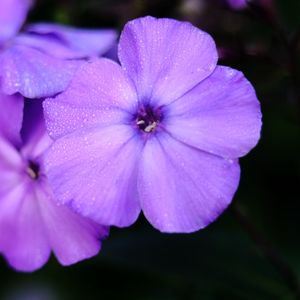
0,92 -> 24,146
44,58 -> 137,140
21,98 -> 47,150
118,16 -> 218,106
36,179 -> 108,266
138,133 -> 240,233
0,182 -> 51,272
0,0 -> 32,44
20,99 -> 53,160
44,125 -> 141,227
104,41 -> 118,62
0,45 -> 82,98
25,23 -> 117,58
0,137 -> 23,195
14,33 -> 86,59
0,136 -> 50,272
164,66 -> 262,158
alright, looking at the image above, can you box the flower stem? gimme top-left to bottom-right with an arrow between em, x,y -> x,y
232,203 -> 300,299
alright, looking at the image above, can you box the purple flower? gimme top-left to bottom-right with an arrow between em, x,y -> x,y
0,94 -> 108,272
0,0 -> 32,43
227,0 -> 248,10
226,0 -> 273,10
0,0 -> 117,99
44,16 -> 262,233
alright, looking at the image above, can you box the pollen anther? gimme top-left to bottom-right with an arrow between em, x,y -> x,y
144,121 -> 157,133
27,167 -> 38,179
26,161 -> 40,180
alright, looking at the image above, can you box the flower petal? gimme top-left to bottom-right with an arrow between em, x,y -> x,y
0,0 -> 32,44
227,0 -> 247,10
164,66 -> 262,158
44,58 -> 138,140
138,133 -> 240,233
0,182 -> 51,272
0,92 -> 23,146
21,99 -> 53,159
25,23 -> 117,58
37,179 -> 108,266
14,33 -> 85,59
45,125 -> 141,227
0,136 -> 23,196
0,45 -> 82,98
118,16 -> 218,106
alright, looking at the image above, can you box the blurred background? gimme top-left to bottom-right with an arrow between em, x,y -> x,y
0,0 -> 300,299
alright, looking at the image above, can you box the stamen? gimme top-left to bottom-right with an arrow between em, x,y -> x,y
135,105 -> 161,133
26,161 -> 40,180
136,120 -> 146,126
144,121 -> 157,133
27,167 -> 38,179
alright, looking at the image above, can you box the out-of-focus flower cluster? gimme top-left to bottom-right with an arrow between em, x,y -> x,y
0,0 -> 262,272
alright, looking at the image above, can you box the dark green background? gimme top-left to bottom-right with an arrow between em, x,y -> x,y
1,0 -> 300,299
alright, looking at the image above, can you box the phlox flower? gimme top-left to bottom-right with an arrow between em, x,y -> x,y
226,0 -> 273,10
0,94 -> 108,272
44,16 -> 262,233
227,0 -> 248,10
0,0 -> 116,99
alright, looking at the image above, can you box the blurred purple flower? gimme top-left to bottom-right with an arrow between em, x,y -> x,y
0,0 -> 117,99
44,16 -> 262,233
0,94 -> 108,272
227,0 -> 248,10
0,0 -> 32,43
226,0 -> 273,10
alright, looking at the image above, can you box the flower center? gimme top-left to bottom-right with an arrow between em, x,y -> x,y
136,106 -> 161,133
26,160 -> 40,180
